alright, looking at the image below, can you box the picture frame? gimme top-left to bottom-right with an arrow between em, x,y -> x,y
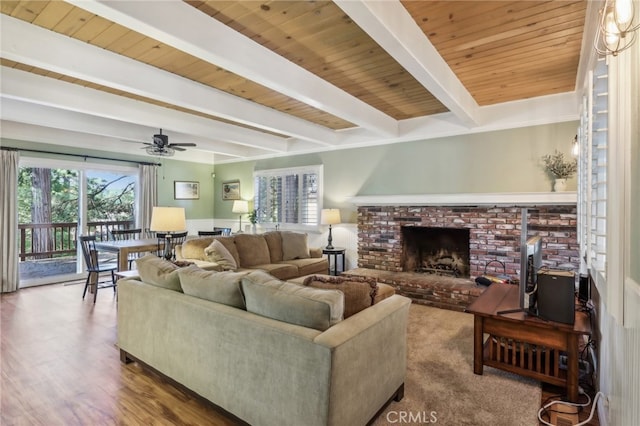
222,180 -> 241,200
174,181 -> 200,200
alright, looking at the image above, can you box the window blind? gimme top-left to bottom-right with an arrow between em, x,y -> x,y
254,166 -> 322,226
590,58 -> 608,274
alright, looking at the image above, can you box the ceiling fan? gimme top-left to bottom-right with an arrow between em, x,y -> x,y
142,129 -> 196,157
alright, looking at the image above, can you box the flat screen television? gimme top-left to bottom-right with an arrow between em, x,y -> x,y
497,207 -> 543,317
520,236 -> 542,313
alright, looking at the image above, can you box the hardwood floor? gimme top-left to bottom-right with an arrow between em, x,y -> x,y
2,281 -> 600,426
0,281 -> 237,426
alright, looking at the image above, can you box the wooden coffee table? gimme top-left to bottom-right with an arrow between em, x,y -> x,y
466,283 -> 591,402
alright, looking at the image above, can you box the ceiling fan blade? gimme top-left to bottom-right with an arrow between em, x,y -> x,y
172,146 -> 187,151
170,143 -> 197,147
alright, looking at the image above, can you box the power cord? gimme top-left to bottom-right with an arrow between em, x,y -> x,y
537,389 -> 604,426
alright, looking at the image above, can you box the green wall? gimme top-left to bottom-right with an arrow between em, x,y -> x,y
213,121 -> 579,222
3,121 -> 579,224
2,139 -> 215,220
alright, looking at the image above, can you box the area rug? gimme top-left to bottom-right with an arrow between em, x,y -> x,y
373,304 -> 541,426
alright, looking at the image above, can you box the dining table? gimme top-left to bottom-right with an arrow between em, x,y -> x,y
94,238 -> 162,271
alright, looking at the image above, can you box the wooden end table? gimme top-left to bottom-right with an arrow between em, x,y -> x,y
466,283 -> 591,402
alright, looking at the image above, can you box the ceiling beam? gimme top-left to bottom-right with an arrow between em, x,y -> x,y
335,0 -> 480,127
0,120 -> 219,164
0,98 -> 258,159
1,67 -> 289,153
0,14 -> 336,146
67,0 -> 399,136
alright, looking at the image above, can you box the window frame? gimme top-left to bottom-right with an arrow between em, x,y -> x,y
253,164 -> 323,232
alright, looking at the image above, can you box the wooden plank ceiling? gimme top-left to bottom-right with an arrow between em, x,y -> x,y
0,1 -> 587,162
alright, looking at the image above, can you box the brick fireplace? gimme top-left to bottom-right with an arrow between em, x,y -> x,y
358,205 -> 578,280
350,201 -> 578,310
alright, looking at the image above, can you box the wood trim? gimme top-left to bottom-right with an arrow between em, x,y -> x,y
350,192 -> 577,206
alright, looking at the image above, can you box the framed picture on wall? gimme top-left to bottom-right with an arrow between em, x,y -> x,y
174,181 -> 200,200
222,180 -> 240,200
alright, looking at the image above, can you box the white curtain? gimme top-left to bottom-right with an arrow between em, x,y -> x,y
1,149 -> 20,292
137,164 -> 158,235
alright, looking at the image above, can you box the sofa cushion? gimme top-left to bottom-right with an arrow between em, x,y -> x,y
234,234 -> 271,267
281,257 -> 328,277
281,231 -> 310,260
250,263 -> 298,280
179,237 -> 214,261
262,231 -> 284,263
204,240 -> 237,271
241,273 -> 344,331
302,275 -> 378,318
135,254 -> 182,292
178,266 -> 248,309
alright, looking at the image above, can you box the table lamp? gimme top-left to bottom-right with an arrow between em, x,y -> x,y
149,206 -> 186,260
232,200 -> 249,233
320,208 -> 341,249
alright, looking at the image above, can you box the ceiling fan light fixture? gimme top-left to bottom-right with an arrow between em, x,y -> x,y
146,146 -> 175,157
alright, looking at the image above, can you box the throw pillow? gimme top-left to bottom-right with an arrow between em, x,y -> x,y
302,275 -> 378,318
135,254 -> 182,292
178,266 -> 248,309
204,240 -> 238,271
281,231 -> 310,260
179,238 -> 214,260
241,275 -> 344,331
213,236 -> 241,266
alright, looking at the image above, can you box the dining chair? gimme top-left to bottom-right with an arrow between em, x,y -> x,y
157,231 -> 188,260
198,230 -> 223,236
78,235 -> 118,303
213,227 -> 232,236
110,228 -> 143,268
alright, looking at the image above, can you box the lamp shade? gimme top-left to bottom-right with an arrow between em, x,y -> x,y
232,200 -> 249,214
320,209 -> 341,225
149,207 -> 186,232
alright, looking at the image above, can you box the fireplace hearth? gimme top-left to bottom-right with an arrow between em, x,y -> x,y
401,226 -> 470,278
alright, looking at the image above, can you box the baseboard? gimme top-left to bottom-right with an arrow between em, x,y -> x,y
597,396 -> 609,426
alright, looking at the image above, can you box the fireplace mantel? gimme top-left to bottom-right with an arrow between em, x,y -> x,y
350,192 -> 577,206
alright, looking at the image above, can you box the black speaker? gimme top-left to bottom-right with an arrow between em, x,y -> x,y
537,270 -> 575,325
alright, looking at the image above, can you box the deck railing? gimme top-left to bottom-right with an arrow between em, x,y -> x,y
18,220 -> 134,261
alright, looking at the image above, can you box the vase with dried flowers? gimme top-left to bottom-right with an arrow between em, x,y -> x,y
542,150 -> 577,192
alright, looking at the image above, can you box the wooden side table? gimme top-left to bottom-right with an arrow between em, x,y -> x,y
466,283 -> 591,402
322,247 -> 346,276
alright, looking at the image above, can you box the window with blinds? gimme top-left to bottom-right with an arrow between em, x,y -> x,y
590,58 -> 608,274
254,165 -> 321,227
578,58 -> 608,279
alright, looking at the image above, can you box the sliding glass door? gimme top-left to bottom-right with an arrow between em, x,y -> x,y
18,157 -> 137,287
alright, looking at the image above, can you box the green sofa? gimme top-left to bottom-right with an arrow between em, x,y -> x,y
118,269 -> 411,426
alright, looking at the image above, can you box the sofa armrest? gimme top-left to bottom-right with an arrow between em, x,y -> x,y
309,247 -> 323,258
175,244 -> 184,260
313,294 -> 411,425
